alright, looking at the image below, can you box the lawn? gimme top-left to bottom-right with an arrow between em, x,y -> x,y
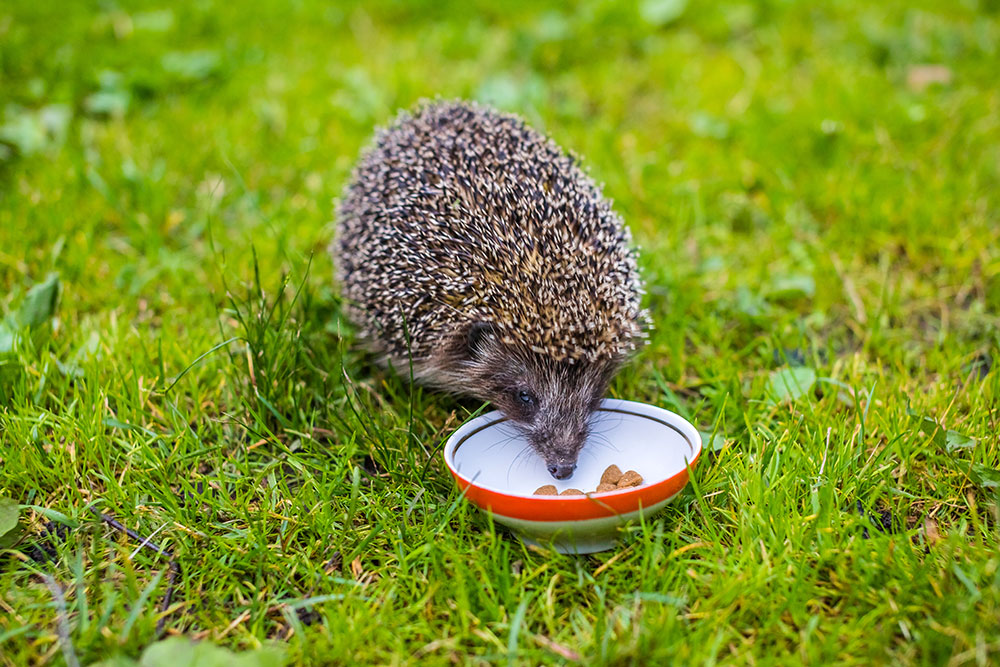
1,0 -> 999,664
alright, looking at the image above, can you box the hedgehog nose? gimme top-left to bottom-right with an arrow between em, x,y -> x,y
548,464 -> 576,480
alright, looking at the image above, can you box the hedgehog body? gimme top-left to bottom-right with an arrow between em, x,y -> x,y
334,100 -> 646,479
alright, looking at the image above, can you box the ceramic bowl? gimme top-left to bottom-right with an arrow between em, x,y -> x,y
443,398 -> 702,554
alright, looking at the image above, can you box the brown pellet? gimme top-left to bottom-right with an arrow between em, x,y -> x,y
559,488 -> 584,496
596,482 -> 618,493
617,470 -> 643,488
533,485 -> 558,495
600,464 -> 623,486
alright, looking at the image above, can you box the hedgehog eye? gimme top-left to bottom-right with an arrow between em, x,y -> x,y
516,390 -> 538,408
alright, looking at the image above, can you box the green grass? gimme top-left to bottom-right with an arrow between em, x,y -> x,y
2,0 -> 999,664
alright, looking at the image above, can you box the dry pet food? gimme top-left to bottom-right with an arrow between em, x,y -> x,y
600,464 -> 623,486
617,470 -> 643,488
533,465 -> 644,495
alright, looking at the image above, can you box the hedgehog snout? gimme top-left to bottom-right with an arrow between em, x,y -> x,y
547,463 -> 577,480
523,423 -> 588,480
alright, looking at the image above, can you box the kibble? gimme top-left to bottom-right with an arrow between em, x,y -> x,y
600,464 -> 623,486
617,470 -> 643,488
532,465 -> 644,496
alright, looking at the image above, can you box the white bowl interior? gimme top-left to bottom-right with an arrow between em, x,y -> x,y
446,398 -> 700,496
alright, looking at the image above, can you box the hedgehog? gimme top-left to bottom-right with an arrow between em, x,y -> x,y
333,100 -> 646,480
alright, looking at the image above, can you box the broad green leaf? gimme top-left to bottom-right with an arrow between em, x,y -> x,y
0,105 -> 70,155
89,658 -> 137,667
39,105 -> 72,142
17,273 -> 60,329
906,408 -> 945,446
91,637 -> 283,667
0,497 -> 19,537
533,11 -> 571,42
476,72 -> 545,110
0,321 -> 16,355
85,90 -> 131,117
733,286 -> 770,318
84,71 -> 130,118
162,51 -> 221,82
765,367 -> 816,404
640,0 -> 688,26
906,409 -> 977,451
145,638 -> 282,666
139,639 -> 199,666
689,112 -> 729,139
766,274 -> 816,300
133,10 -> 175,32
971,464 -> 1000,489
0,109 -> 47,154
699,431 -> 727,452
945,430 -> 977,451
0,526 -> 22,550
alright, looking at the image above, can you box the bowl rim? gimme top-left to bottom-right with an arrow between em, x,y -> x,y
442,398 -> 703,522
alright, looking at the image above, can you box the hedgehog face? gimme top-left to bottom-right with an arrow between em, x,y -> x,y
463,323 -> 619,480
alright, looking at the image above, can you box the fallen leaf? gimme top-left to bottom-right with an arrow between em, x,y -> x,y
351,557 -> 364,580
924,517 -> 940,545
907,64 -> 952,92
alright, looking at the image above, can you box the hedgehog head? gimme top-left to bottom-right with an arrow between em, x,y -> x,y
447,321 -> 625,480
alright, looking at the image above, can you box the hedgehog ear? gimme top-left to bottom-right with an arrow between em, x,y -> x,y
466,321 -> 498,360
